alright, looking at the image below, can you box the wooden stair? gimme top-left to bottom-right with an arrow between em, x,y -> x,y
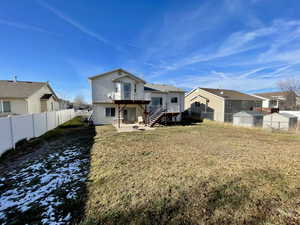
148,107 -> 167,127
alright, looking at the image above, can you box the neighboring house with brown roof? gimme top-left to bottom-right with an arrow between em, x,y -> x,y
252,91 -> 297,110
185,88 -> 262,122
0,80 -> 59,117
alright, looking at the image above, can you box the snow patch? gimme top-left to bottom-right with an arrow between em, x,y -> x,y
0,145 -> 89,225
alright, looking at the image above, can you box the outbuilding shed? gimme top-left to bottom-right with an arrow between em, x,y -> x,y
233,111 -> 263,127
263,113 -> 298,130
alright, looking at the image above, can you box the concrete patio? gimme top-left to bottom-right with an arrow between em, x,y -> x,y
112,122 -> 155,132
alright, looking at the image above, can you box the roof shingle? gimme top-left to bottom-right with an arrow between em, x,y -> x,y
144,83 -> 185,93
254,91 -> 290,99
0,80 -> 47,98
201,88 -> 261,101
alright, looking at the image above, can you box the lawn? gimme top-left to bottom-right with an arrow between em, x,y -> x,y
80,121 -> 300,225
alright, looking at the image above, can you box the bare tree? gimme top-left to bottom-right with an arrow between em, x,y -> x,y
277,77 -> 300,94
277,77 -> 300,110
73,94 -> 86,105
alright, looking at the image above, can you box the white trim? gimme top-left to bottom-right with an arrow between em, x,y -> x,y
185,88 -> 199,97
0,100 -> 3,113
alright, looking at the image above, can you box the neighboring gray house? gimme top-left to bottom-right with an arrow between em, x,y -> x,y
185,88 -> 262,122
233,111 -> 264,128
0,80 -> 59,117
263,113 -> 298,130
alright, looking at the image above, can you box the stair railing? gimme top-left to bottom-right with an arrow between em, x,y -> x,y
148,106 -> 167,125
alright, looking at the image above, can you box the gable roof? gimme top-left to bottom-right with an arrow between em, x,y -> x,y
112,75 -> 144,83
0,80 -> 55,99
234,111 -> 264,117
254,91 -> 291,99
88,68 -> 146,83
144,83 -> 185,93
200,88 -> 261,101
266,112 -> 297,119
279,112 -> 297,118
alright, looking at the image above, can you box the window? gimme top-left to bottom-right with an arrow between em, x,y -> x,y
151,97 -> 163,106
270,100 -> 278,107
105,107 -> 115,117
255,101 -> 261,108
123,83 -> 131,99
134,84 -> 137,93
225,101 -> 232,109
3,101 -> 11,113
171,97 -> 178,103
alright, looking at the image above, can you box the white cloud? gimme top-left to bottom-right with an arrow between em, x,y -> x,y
159,64 -> 300,93
37,0 -> 124,52
144,18 -> 300,81
0,18 -> 59,36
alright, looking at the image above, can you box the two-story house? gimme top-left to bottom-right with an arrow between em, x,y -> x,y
252,91 -> 297,110
88,69 -> 185,126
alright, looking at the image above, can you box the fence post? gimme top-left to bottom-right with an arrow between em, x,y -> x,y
32,114 -> 35,137
8,116 -> 15,149
45,112 -> 48,131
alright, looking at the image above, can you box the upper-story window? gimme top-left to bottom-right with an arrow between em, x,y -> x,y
134,84 -> 137,93
151,97 -> 163,106
123,83 -> 131,99
171,97 -> 178,103
270,100 -> 278,107
255,101 -> 261,108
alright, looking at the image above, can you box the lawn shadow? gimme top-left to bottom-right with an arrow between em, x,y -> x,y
0,117 -> 97,225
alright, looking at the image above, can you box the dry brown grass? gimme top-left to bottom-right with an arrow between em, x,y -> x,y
80,121 -> 300,225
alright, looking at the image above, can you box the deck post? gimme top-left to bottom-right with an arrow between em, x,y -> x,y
118,104 -> 120,128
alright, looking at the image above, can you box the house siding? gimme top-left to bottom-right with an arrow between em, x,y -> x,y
27,85 -> 59,113
91,71 -> 145,103
224,100 -> 262,122
185,89 -> 225,122
0,98 -> 27,116
93,103 -> 145,125
145,91 -> 184,120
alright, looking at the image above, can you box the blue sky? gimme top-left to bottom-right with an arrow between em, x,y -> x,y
1,0 -> 300,102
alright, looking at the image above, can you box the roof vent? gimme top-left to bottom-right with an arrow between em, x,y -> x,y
220,91 -> 224,95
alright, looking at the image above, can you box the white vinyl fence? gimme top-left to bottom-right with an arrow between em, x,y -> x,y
0,109 -> 75,156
